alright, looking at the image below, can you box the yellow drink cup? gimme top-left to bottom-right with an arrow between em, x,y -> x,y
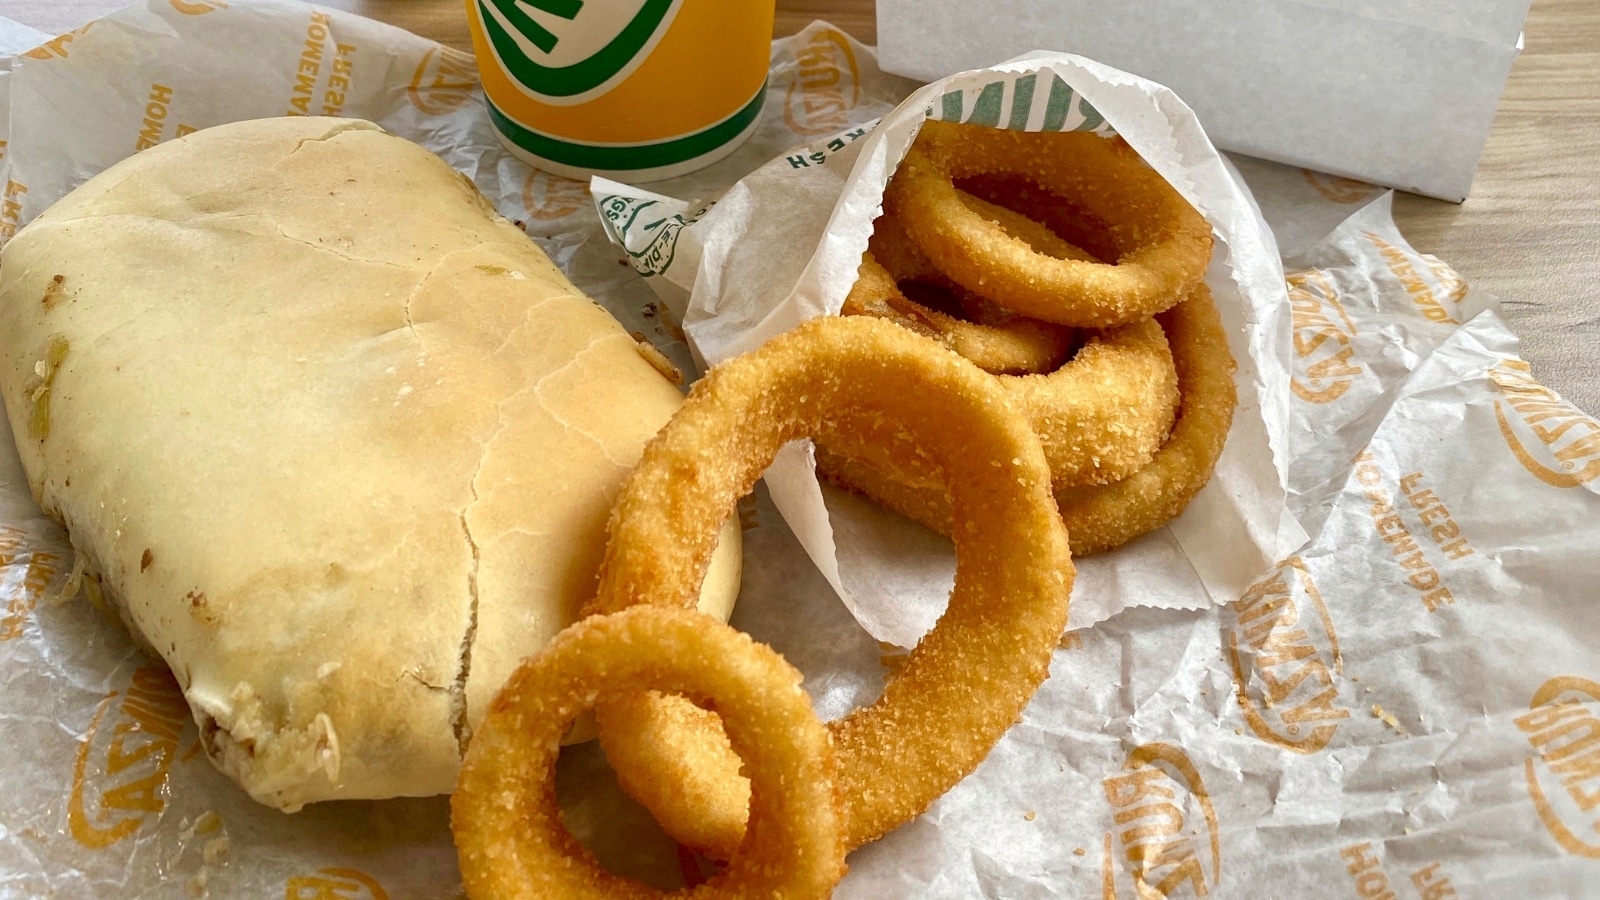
465,0 -> 775,182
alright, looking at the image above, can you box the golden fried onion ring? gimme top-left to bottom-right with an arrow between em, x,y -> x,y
850,204 -> 1178,486
842,202 -> 1079,376
587,315 -> 1075,858
821,314 -> 1177,490
871,189 -> 1101,329
1010,316 -> 1177,487
884,120 -> 1213,328
451,606 -> 845,899
1053,289 -> 1237,553
818,288 -> 1236,555
843,252 -> 1073,376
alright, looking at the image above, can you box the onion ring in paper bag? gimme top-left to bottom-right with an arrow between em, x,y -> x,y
586,315 -> 1075,859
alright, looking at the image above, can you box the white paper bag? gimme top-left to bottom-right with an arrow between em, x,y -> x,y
597,54 -> 1307,646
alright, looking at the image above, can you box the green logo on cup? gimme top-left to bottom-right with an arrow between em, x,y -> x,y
477,0 -> 679,99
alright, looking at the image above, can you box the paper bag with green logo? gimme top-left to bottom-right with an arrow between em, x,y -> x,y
595,53 -> 1306,648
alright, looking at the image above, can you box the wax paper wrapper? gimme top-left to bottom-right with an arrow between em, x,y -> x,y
0,6 -> 925,897
0,1 -> 1597,897
859,211 -> 1600,897
596,54 -> 1307,646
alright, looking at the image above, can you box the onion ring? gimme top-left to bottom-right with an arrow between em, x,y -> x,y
818,287 -> 1235,555
1010,316 -> 1178,487
821,316 -> 1177,489
451,605 -> 845,899
586,315 -> 1075,858
871,190 -> 1100,291
956,174 -> 1124,267
849,205 -> 1178,486
883,120 -> 1213,328
875,193 -> 1096,334
1053,288 -> 1236,553
842,252 -> 1074,377
948,191 -> 1102,270
842,202 -> 1078,377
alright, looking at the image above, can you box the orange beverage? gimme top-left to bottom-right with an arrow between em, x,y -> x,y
465,0 -> 775,181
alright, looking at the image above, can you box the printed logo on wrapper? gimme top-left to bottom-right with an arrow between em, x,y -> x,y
284,867 -> 389,899
1286,269 -> 1363,405
522,168 -> 590,221
1488,360 -> 1600,489
23,23 -> 92,60
0,526 -> 61,640
927,71 -> 1109,135
1301,169 -> 1377,205
407,45 -> 478,116
1100,743 -> 1221,898
1516,676 -> 1600,859
1225,557 -> 1350,753
596,194 -> 703,277
782,123 -> 873,170
286,13 -> 357,119
1352,449 -> 1459,613
1336,843 -> 1462,900
1365,232 -> 1467,324
784,26 -> 861,137
0,178 -> 28,242
169,0 -> 227,14
68,665 -> 190,849
136,84 -> 198,153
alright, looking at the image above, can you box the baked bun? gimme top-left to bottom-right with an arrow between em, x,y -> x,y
0,117 -> 740,810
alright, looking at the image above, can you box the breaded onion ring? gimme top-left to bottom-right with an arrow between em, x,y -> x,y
842,202 -> 1078,376
949,191 -> 1103,269
818,288 -> 1235,555
587,315 -> 1074,858
1053,289 -> 1236,553
957,174 -> 1124,267
871,190 -> 1100,289
821,311 -> 1176,489
878,193 -> 1096,335
1011,317 -> 1178,487
824,316 -> 1177,489
884,120 -> 1213,328
451,605 -> 845,899
850,207 -> 1178,486
842,253 -> 1073,377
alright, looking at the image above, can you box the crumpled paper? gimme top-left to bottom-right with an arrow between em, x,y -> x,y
596,52 -> 1307,646
0,2 -> 1596,898
868,245 -> 1600,899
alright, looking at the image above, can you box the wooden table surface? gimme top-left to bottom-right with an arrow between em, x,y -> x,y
3,0 -> 1596,411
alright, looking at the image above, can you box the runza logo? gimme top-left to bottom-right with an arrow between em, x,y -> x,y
784,26 -> 860,137
22,22 -> 92,59
475,0 -> 683,104
1224,558 -> 1350,753
1515,676 -> 1600,858
596,193 -> 705,277
1101,743 -> 1221,898
1300,169 -> 1375,204
0,527 -> 60,641
169,0 -> 227,14
1488,359 -> 1600,489
1364,231 -> 1464,323
1285,269 -> 1362,405
407,45 -> 478,115
68,665 -> 189,848
285,867 -> 389,899
521,167 -> 590,221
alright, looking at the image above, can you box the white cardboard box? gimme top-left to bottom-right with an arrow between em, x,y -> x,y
876,0 -> 1532,201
